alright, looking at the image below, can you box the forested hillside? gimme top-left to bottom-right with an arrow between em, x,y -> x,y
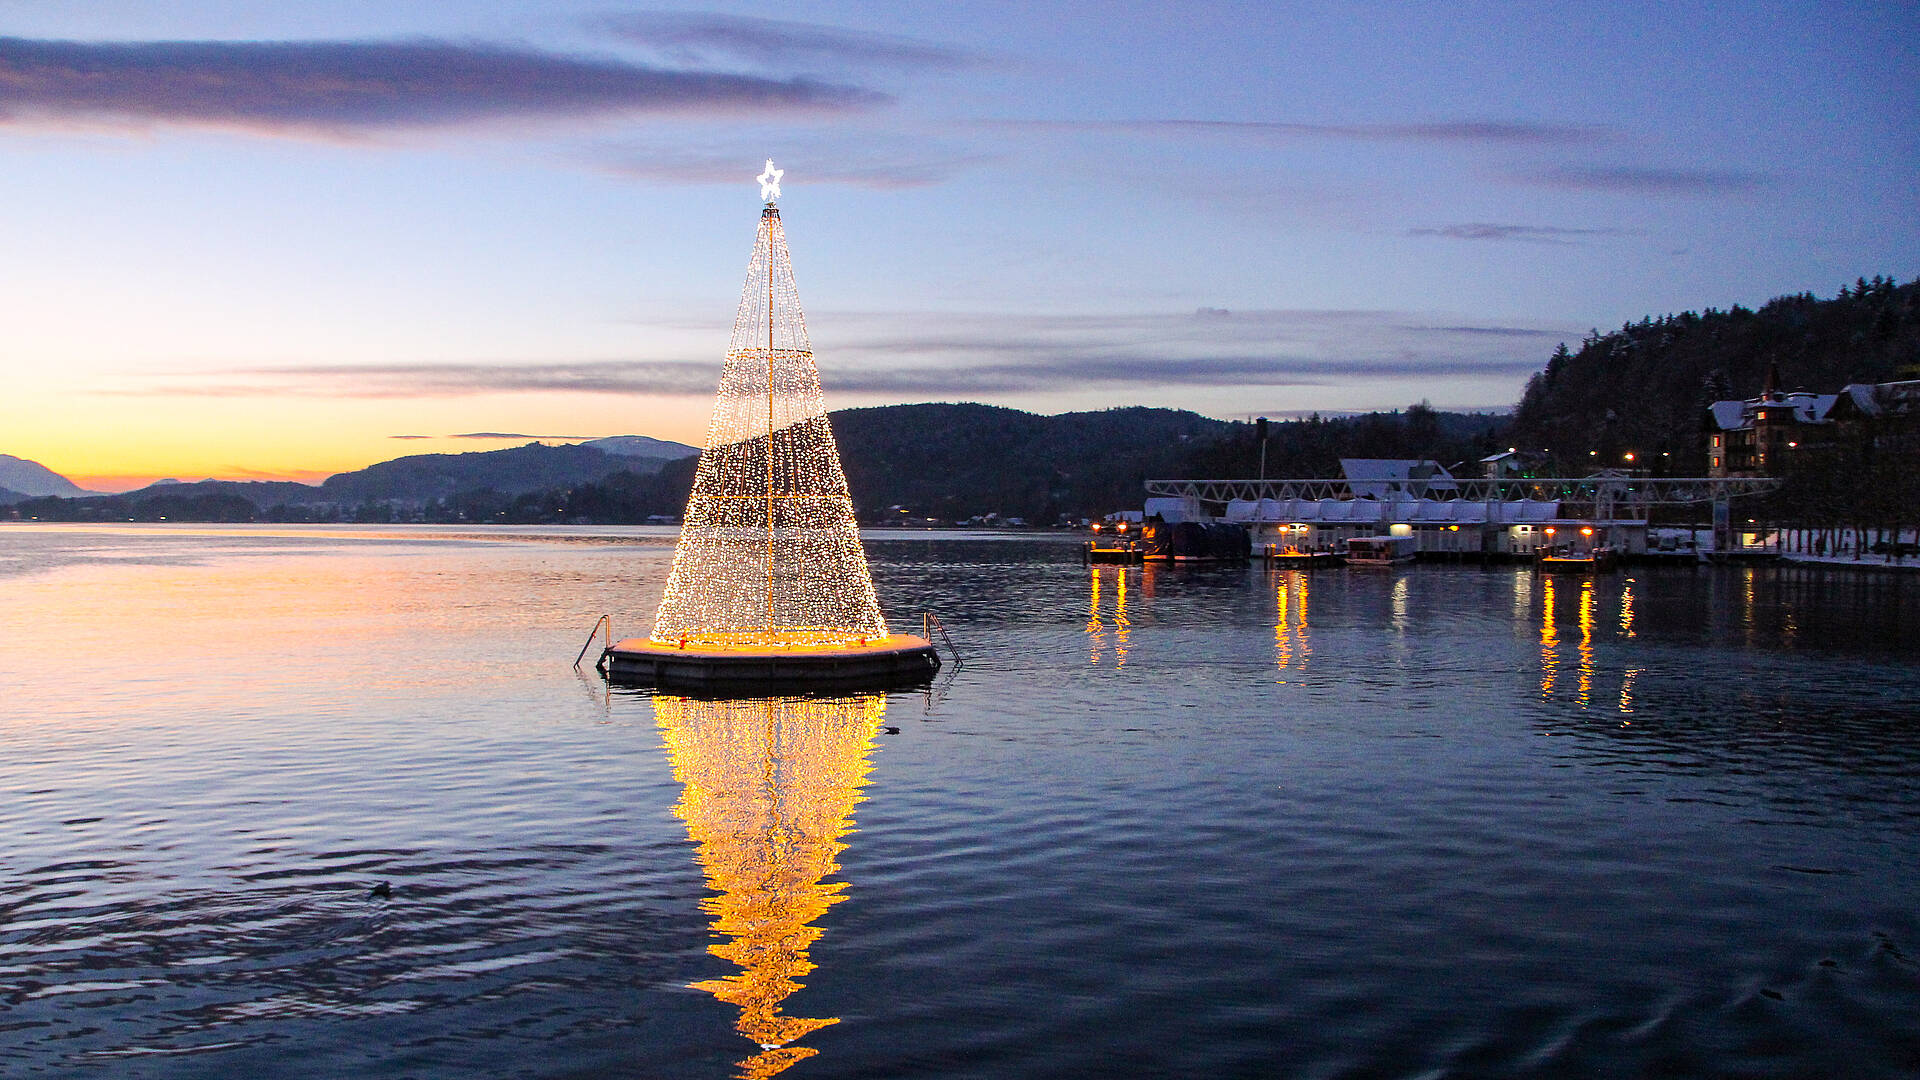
1172,404 -> 1508,480
832,403 -> 1232,521
1510,275 -> 1919,470
6,403 -> 1512,524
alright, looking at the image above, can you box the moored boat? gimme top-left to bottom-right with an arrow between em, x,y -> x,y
1536,545 -> 1619,572
1344,535 -> 1417,566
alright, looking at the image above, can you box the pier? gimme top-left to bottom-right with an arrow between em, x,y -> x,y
1142,469 -> 1781,562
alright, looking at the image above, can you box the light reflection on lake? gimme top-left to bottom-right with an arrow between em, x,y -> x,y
1,524 -> 1917,1079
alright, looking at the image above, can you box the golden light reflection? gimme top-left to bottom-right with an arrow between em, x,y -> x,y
1618,581 -> 1636,638
1575,580 -> 1595,707
1742,568 -> 1757,645
1086,565 -> 1105,664
1084,566 -> 1132,667
654,693 -> 888,1079
1274,571 -> 1311,681
1539,574 -> 1558,698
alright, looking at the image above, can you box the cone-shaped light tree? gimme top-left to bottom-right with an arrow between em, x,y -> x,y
650,163 -> 888,647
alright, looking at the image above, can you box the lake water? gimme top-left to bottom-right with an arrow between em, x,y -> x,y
2,524 -> 1917,1078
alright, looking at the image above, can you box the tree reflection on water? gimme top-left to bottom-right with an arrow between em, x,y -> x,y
654,693 -> 887,1078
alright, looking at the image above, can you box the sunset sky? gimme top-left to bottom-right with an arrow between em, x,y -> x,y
1,1 -> 1913,490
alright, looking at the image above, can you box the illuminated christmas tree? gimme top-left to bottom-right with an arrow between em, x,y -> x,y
650,162 -> 888,648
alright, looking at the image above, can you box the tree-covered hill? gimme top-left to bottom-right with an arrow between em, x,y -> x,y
7,404 -> 1518,524
1510,275 -> 1919,471
831,403 -> 1233,521
318,442 -> 646,502
1171,404 -> 1508,481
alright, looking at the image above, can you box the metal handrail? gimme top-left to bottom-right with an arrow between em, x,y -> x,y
573,614 -> 611,669
1143,474 -> 1779,507
921,611 -> 962,666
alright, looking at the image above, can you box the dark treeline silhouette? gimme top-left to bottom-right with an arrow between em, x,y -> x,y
14,491 -> 260,523
1511,275 -> 1920,471
1173,402 -> 1507,481
7,403 -> 1510,525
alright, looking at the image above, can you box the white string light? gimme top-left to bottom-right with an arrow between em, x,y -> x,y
649,172 -> 888,648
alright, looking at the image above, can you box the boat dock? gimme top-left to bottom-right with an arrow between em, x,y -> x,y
1142,467 -> 1781,565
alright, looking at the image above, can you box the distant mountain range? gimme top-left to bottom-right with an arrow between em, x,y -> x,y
0,454 -> 95,499
580,435 -> 698,461
0,437 -> 697,511
1,405 -> 1508,524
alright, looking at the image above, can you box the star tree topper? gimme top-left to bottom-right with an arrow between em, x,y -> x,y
757,159 -> 783,203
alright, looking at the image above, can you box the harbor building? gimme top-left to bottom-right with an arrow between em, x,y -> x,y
1144,459 -> 1779,561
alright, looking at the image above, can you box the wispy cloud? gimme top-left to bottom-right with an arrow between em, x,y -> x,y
449,431 -> 591,440
0,36 -> 884,137
597,12 -> 979,71
1407,223 -> 1628,244
993,117 -> 1610,147
109,309 -> 1570,401
1518,164 -> 1768,195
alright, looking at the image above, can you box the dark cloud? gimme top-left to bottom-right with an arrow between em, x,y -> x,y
111,309 -> 1568,401
1407,223 -> 1628,244
996,117 -> 1608,147
250,360 -> 722,397
1405,326 -> 1572,338
388,434 -> 432,440
155,352 -> 1538,400
598,12 -> 977,71
0,36 -> 883,135
448,431 -> 590,440
1520,164 -> 1767,195
823,354 -> 1544,395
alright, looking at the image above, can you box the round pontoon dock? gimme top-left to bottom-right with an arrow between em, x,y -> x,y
604,634 -> 940,690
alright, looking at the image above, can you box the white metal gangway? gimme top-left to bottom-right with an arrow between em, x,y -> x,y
1144,474 -> 1777,514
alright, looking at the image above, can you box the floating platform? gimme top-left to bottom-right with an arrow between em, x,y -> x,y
1086,542 -> 1145,564
1536,548 -> 1620,573
604,633 -> 940,690
1263,546 -> 1343,567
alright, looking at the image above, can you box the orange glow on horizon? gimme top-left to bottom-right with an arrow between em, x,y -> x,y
10,389 -> 711,492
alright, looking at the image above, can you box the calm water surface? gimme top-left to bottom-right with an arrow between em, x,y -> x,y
1,524 -> 1916,1078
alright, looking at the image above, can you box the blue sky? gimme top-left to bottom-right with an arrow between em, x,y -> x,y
1,0 -> 1914,487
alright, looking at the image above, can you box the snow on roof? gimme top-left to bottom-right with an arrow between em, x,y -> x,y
1225,497 -> 1568,526
1339,458 -> 1457,499
1707,400 -> 1747,430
